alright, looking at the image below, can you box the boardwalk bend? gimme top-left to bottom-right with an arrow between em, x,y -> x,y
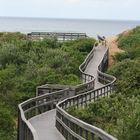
18,39 -> 117,140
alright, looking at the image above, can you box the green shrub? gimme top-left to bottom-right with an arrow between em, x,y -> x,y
0,33 -> 96,139
67,27 -> 140,140
0,102 -> 16,140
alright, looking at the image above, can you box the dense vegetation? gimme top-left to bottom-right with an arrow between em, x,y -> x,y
68,26 -> 140,140
0,32 -> 95,140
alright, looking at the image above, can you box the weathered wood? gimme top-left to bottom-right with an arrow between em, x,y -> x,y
27,32 -> 87,41
56,45 -> 117,140
18,41 -> 117,140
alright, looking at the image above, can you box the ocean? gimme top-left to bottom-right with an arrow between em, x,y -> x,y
0,17 -> 140,37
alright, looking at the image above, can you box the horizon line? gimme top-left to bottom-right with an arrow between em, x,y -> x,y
0,16 -> 140,22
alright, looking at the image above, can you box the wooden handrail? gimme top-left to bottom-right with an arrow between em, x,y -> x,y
55,44 -> 117,140
18,43 -> 95,140
27,32 -> 87,41
18,39 -> 117,140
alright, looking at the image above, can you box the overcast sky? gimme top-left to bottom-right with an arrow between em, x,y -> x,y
0,0 -> 140,20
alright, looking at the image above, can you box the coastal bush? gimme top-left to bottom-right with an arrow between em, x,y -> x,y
0,32 -> 95,139
118,26 -> 140,50
0,102 -> 16,140
62,38 -> 95,53
68,94 -> 140,140
108,59 -> 140,96
114,47 -> 140,61
67,26 -> 140,140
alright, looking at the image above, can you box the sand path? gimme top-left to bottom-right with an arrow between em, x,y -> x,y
106,36 -> 124,67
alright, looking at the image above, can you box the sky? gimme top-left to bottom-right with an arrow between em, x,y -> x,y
0,0 -> 140,20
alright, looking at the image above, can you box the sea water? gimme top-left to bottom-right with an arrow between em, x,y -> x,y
0,17 -> 140,37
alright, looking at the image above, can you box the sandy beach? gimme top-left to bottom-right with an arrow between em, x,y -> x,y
106,36 -> 124,67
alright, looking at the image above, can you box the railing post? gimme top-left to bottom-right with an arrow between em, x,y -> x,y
17,109 -> 21,140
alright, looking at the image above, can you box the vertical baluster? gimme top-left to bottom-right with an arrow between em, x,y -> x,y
104,87 -> 106,96
97,89 -> 99,98
106,86 -> 108,96
89,92 -> 91,102
85,94 -> 87,107
79,127 -> 83,137
110,85 -> 113,93
92,91 -> 96,101
85,130 -> 89,140
91,133 -> 95,140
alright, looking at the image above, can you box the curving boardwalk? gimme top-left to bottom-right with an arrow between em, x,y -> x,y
85,45 -> 106,89
29,45 -> 107,140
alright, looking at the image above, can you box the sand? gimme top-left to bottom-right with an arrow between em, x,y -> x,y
106,36 -> 124,67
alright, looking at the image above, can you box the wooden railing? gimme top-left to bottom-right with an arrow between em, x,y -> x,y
18,39 -> 118,140
18,45 -> 95,140
75,46 -> 95,94
27,32 -> 87,41
55,47 -> 117,140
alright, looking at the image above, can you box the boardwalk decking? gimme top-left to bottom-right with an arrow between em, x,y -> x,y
27,32 -> 87,41
29,110 -> 65,140
29,45 -> 107,140
85,45 -> 107,89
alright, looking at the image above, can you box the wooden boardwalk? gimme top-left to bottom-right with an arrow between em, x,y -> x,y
29,110 -> 65,140
85,45 -> 107,89
29,45 -> 107,140
27,32 -> 87,41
